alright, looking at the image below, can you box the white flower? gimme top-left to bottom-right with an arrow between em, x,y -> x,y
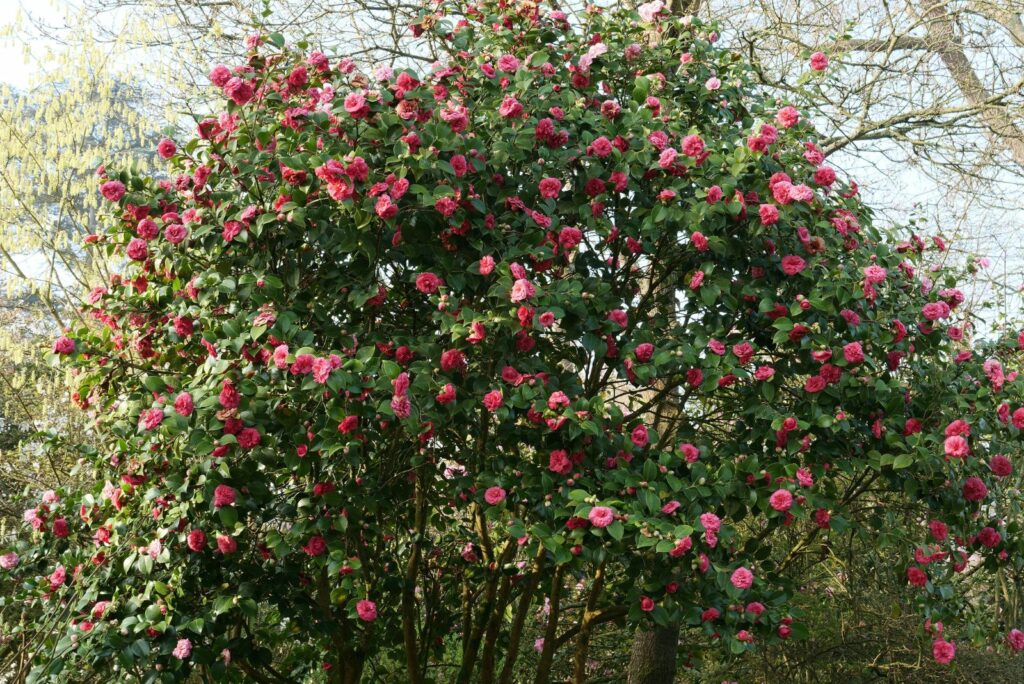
637,1 -> 665,22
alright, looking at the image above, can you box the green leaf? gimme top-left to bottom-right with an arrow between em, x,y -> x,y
892,454 -> 913,469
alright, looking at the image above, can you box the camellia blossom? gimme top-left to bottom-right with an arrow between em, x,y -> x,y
962,476 -> 988,502
781,255 -> 806,275
809,51 -> 829,71
173,639 -> 192,660
637,1 -> 664,22
932,638 -> 956,664
588,506 -> 615,528
356,599 -> 378,622
484,486 -> 506,505
769,489 -> 793,512
0,552 -> 19,570
730,566 -> 754,590
213,484 -> 237,508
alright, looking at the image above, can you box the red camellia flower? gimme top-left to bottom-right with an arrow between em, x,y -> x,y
962,477 -> 988,502
186,529 -> 207,552
213,485 -> 237,509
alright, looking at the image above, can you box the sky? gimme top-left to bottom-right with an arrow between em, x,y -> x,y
0,0 -> 77,89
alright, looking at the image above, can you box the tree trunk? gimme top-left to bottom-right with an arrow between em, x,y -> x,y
626,624 -> 679,684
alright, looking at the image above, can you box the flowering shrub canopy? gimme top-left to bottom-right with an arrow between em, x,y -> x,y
4,1 -> 1024,681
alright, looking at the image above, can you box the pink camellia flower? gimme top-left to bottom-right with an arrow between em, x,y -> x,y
932,638 -> 955,664
658,147 -> 677,169
780,255 -> 806,275
479,255 -> 495,275
962,476 -> 988,502
483,389 -> 504,412
776,106 -> 800,128
809,51 -> 829,71
797,468 -> 814,487
416,272 -> 443,294
510,278 -> 536,302
173,638 -> 192,660
639,596 -> 655,612
863,265 -> 887,284
587,136 -> 613,158
165,224 -> 188,244
843,341 -> 864,364
157,139 -> 177,159
208,64 -> 231,87
661,500 -> 681,515
944,435 -> 969,459
548,449 -> 572,475
588,506 -> 615,528
754,366 -> 775,381
174,392 -> 194,417
436,384 -> 456,405
637,1 -> 664,22
538,177 -> 562,199
539,312 -> 556,328
126,238 -> 148,261
223,76 -> 254,105
217,534 -> 238,554
1007,629 -> 1024,652
559,226 -> 583,251
769,489 -> 793,512
922,301 -> 951,321
679,443 -> 700,463
705,76 -> 721,91
356,599 -> 378,622
630,425 -> 649,448
730,566 -> 754,590
484,486 -> 506,505
213,484 -> 237,508
669,537 -> 692,557
681,134 -> 705,157
434,196 -> 457,217
498,94 -> 523,118
759,204 -> 779,225
53,336 -> 75,354
100,180 -> 125,202
635,343 -> 654,362
497,54 -> 520,72
142,408 -> 164,431
0,552 -> 19,570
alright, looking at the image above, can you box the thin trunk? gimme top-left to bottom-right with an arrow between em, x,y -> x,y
499,548 -> 546,684
533,564 -> 566,684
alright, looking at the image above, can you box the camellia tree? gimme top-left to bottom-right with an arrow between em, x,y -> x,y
3,1 -> 1024,682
